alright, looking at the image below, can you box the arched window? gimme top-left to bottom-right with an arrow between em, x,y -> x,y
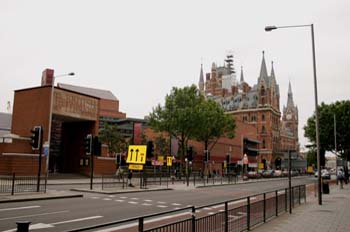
262,126 -> 266,134
262,139 -> 266,149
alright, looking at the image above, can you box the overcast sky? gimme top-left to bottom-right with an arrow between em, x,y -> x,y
1,0 -> 349,149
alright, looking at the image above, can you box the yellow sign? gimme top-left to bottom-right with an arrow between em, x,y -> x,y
223,161 -> 227,168
127,145 -> 147,164
129,164 -> 144,170
167,156 -> 173,167
158,155 -> 164,162
258,163 -> 264,169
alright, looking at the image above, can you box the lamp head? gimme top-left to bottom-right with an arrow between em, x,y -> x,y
265,26 -> 277,32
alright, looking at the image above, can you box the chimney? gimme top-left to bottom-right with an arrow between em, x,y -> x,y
41,69 -> 55,86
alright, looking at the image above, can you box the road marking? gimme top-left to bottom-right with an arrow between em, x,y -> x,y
131,198 -> 139,200
0,210 -> 69,221
128,201 -> 138,204
103,198 -> 112,201
94,212 -> 191,232
108,195 -> 115,198
157,205 -> 167,208
0,205 -> 40,212
120,196 -> 128,199
91,196 -> 100,199
115,199 -> 124,202
142,203 -> 152,206
52,216 -> 103,225
171,203 -> 181,206
144,199 -> 152,202
157,201 -> 166,204
203,207 -> 212,210
208,212 -> 215,215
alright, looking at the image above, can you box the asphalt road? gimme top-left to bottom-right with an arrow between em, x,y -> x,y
0,177 -> 316,232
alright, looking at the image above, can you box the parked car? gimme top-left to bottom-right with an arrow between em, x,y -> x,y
247,171 -> 261,179
262,169 -> 274,178
314,169 -> 331,179
273,170 -> 282,177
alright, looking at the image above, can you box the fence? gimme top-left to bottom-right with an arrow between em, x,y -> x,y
67,184 -> 306,232
0,173 -> 46,195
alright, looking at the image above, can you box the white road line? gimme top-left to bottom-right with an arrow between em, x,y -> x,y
0,210 -> 69,221
108,195 -> 115,198
171,203 -> 181,206
157,205 -> 167,208
120,196 -> 127,199
0,205 -> 40,212
142,203 -> 152,206
128,201 -> 138,204
91,196 -> 100,199
208,212 -> 215,215
94,212 -> 191,232
144,199 -> 152,202
52,216 -> 103,225
157,201 -> 166,204
115,200 -> 124,202
103,198 -> 112,201
131,198 -> 139,200
203,207 -> 212,210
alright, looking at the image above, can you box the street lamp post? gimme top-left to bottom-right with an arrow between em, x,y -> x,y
265,24 -> 322,205
45,72 -> 75,182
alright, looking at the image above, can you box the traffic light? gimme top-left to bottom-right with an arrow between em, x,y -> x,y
93,136 -> 101,156
204,150 -> 210,162
84,134 -> 93,155
226,154 -> 231,164
146,141 -> 154,158
187,146 -> 193,161
30,126 -> 42,150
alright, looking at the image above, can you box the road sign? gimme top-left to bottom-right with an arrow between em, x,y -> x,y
127,145 -> 147,164
129,164 -> 144,170
158,155 -> 164,162
167,156 -> 173,166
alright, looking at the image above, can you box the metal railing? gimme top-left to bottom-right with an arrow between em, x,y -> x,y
67,184 -> 306,232
0,173 -> 46,195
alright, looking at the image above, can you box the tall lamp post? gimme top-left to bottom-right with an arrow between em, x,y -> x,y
45,72 -> 75,181
265,24 -> 322,205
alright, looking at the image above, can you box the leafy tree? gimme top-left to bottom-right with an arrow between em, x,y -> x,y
99,123 -> 128,155
149,85 -> 204,172
304,100 -> 350,161
154,135 -> 170,158
193,99 -> 236,154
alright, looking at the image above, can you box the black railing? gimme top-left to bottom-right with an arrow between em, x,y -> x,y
67,184 -> 306,232
0,173 -> 46,195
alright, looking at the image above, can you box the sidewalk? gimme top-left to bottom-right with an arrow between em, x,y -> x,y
252,183 -> 350,232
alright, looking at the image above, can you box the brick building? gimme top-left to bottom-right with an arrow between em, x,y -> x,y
198,52 -> 299,169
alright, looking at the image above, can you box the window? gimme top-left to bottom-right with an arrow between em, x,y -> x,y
243,116 -> 248,122
262,114 -> 265,121
262,139 -> 266,149
251,115 -> 256,122
262,126 -> 266,134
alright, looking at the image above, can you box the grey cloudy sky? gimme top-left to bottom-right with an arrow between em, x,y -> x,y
1,0 -> 349,148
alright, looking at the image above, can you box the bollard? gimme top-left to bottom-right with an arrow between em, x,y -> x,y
16,221 -> 31,232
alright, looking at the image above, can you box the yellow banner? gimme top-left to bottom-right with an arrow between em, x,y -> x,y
127,145 -> 147,164
129,164 -> 144,170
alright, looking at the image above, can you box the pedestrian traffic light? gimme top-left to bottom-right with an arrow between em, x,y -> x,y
226,154 -> 231,164
204,150 -> 210,162
84,134 -> 93,155
30,126 -> 42,150
146,141 -> 154,158
187,146 -> 193,161
93,136 -> 101,156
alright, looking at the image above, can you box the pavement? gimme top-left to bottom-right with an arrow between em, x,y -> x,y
252,182 -> 350,232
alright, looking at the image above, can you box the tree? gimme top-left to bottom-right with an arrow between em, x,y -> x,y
154,135 -> 169,158
193,99 -> 236,155
149,85 -> 204,172
99,123 -> 128,156
304,100 -> 350,162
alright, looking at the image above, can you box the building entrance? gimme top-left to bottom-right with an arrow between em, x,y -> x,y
49,116 -> 95,174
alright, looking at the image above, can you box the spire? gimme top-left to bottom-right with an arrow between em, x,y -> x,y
270,61 -> 275,79
199,63 -> 204,83
240,66 -> 244,82
287,81 -> 294,107
259,51 -> 268,79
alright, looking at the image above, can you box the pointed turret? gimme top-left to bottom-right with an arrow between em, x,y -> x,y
240,66 -> 244,82
259,51 -> 268,79
270,61 -> 275,80
199,63 -> 204,92
287,81 -> 294,108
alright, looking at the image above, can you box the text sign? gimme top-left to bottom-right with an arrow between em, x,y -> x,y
129,164 -> 144,170
127,145 -> 147,164
167,156 -> 173,167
